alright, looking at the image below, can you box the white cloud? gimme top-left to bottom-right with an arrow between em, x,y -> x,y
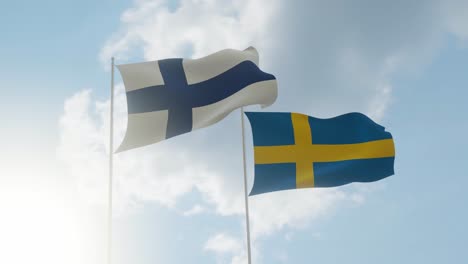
100,0 -> 280,64
57,90 -> 108,205
249,188 -> 347,238
57,85 -> 245,214
204,233 -> 251,264
56,0 -> 468,263
204,233 -> 242,254
441,0 -> 468,42
182,204 -> 206,216
202,188 -> 355,263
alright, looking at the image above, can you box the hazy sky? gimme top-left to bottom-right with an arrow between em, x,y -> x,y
1,1 -> 468,264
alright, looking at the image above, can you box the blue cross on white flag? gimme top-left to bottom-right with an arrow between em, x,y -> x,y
116,47 -> 278,152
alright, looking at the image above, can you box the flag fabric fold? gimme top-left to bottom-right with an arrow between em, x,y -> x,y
245,112 -> 395,195
116,47 -> 277,152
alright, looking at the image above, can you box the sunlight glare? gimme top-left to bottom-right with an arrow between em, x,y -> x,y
0,169 -> 84,264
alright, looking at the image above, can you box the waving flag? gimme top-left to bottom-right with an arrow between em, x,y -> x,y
246,112 -> 395,195
116,47 -> 277,152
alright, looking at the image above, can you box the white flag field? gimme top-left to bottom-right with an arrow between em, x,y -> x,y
116,47 -> 278,152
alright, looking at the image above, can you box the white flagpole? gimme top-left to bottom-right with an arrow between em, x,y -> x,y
108,57 -> 115,264
240,107 -> 252,264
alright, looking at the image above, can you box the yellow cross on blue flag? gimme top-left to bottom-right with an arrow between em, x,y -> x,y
245,112 -> 395,195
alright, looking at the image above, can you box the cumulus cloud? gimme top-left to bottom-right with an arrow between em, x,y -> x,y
204,233 -> 251,264
182,204 -> 206,216
56,0 -> 468,263
100,0 -> 280,64
204,233 -> 243,254
441,0 -> 468,41
203,188 -> 354,263
57,85 -> 245,214
249,189 -> 347,238
264,0 -> 451,121
57,90 -> 108,205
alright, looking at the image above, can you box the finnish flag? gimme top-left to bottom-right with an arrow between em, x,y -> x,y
116,47 -> 277,152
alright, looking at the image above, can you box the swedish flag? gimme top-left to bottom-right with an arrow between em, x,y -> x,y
245,112 -> 395,195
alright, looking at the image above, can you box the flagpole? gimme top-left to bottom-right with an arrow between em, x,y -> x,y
108,57 -> 115,264
240,107 -> 252,264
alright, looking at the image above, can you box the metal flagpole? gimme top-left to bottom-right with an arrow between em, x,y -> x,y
108,57 -> 115,264
240,107 -> 252,264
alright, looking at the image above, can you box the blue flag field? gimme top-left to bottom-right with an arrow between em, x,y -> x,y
246,112 -> 395,195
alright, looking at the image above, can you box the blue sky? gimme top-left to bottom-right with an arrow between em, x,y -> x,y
1,1 -> 468,264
